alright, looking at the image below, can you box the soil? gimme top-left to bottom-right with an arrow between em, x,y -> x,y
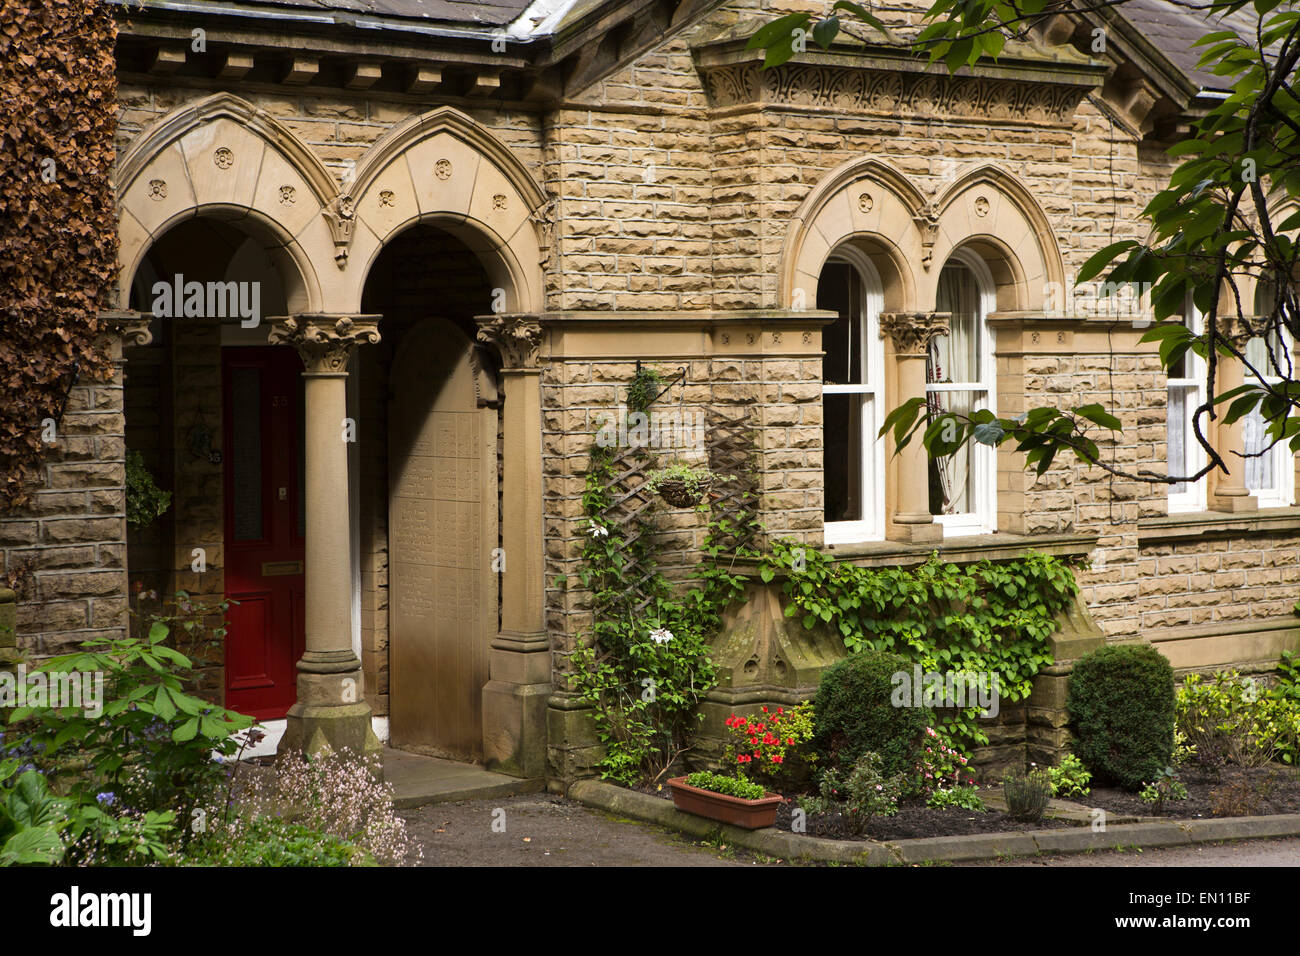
644,782 -> 1075,841
1081,765 -> 1300,819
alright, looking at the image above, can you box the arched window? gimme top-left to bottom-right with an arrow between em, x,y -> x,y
819,248 -> 885,543
1245,280 -> 1295,506
927,253 -> 997,533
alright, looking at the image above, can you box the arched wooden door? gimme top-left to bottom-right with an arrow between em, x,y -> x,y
388,319 -> 498,761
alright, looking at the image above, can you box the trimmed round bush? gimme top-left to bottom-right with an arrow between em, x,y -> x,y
812,650 -> 930,780
1068,643 -> 1174,791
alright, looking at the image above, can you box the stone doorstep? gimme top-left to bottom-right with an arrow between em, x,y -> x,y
383,748 -> 544,809
567,780 -> 1300,866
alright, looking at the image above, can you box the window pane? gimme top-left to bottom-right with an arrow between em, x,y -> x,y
927,389 -> 980,515
930,263 -> 981,384
824,393 -> 863,522
231,367 -> 263,541
1244,407 -> 1274,492
1167,384 -> 1189,495
818,261 -> 862,385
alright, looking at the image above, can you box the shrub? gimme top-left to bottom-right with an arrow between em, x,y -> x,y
1138,767 -> 1188,814
1068,643 -> 1175,791
1209,780 -> 1261,818
1002,767 -> 1053,822
1048,753 -> 1092,797
1176,671 -> 1300,768
684,771 -> 766,801
800,752 -> 905,833
916,725 -> 976,794
813,650 -> 931,780
723,701 -> 816,788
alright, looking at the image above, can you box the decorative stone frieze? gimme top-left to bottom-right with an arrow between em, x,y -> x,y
702,62 -> 1093,124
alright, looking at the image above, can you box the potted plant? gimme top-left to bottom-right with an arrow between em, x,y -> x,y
645,462 -> 717,508
667,771 -> 782,829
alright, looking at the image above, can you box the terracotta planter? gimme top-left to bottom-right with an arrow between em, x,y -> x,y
667,776 -> 782,829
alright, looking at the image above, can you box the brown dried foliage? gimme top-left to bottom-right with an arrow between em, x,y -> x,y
0,0 -> 119,510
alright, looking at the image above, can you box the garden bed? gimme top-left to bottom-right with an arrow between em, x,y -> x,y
640,784 -> 1076,840
1080,765 -> 1300,820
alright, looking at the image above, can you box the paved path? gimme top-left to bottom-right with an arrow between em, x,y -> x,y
401,793 -> 762,866
955,835 -> 1300,866
402,794 -> 1300,867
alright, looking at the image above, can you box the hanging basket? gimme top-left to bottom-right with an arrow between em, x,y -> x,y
655,477 -> 712,508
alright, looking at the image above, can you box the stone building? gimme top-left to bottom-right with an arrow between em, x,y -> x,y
1,0 -> 1296,783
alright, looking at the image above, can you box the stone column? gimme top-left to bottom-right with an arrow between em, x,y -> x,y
1210,317 -> 1258,513
880,311 -> 951,543
475,313 -> 551,778
269,314 -> 383,759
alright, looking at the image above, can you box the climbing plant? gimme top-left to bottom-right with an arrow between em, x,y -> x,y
760,541 -> 1079,749
0,0 -> 119,509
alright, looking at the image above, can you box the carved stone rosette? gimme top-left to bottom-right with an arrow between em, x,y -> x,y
268,314 -> 381,374
879,311 -> 952,355
476,313 -> 543,369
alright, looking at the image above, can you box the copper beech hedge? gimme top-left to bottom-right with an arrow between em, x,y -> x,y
0,0 -> 119,509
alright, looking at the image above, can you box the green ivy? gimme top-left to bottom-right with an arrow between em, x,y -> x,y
125,450 -> 171,528
760,541 -> 1077,750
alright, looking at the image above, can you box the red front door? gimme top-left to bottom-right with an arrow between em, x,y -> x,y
222,347 -> 306,720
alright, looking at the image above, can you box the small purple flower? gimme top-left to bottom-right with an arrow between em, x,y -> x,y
96,791 -> 117,807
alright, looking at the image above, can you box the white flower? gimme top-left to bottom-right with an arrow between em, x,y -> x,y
588,522 -> 609,539
649,628 -> 674,645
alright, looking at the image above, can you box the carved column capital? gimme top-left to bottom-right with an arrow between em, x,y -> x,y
476,312 -> 544,369
1214,315 -> 1258,351
879,311 -> 951,355
98,310 -> 153,362
268,313 -> 381,375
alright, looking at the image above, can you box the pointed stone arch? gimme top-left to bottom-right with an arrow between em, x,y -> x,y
929,165 -> 1065,312
113,92 -> 340,311
781,158 -> 926,313
345,106 -> 548,314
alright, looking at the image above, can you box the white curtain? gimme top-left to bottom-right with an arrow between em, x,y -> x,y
928,264 -> 981,514
1244,333 -> 1276,492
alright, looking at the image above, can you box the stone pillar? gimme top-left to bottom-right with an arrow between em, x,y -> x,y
880,312 -> 951,543
1210,317 -> 1258,512
475,313 -> 551,778
269,314 -> 383,759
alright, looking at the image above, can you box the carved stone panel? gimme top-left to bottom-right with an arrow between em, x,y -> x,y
388,318 -> 498,761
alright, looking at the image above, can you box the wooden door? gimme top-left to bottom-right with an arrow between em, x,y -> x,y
388,319 -> 498,761
222,346 -> 306,720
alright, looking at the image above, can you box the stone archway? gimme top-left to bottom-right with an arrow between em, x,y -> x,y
114,92 -> 338,313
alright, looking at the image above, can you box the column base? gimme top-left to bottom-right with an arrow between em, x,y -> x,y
890,520 -> 944,544
276,667 -> 382,763
545,695 -> 604,791
1210,492 -> 1258,513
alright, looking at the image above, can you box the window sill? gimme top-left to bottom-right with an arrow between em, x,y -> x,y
824,530 -> 1096,567
1138,506 -> 1300,546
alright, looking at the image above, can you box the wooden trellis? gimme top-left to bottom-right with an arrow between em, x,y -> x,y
704,407 -> 760,553
591,403 -> 761,620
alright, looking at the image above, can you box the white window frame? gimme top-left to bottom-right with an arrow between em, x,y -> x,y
821,247 -> 886,545
1168,303 -> 1208,513
927,250 -> 997,536
1243,296 -> 1296,508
